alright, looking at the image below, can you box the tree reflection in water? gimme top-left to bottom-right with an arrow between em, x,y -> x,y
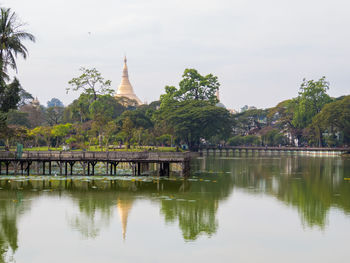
0,155 -> 349,258
0,181 -> 31,263
196,156 -> 350,228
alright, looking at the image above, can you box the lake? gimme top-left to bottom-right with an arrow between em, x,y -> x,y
0,155 -> 349,263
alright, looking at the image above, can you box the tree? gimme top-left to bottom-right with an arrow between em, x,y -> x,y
121,117 -> 134,147
6,109 -> 30,127
63,93 -> 92,123
29,126 -> 52,147
118,108 -> 153,130
19,103 -> 44,128
51,123 -> 73,147
234,108 -> 268,135
67,67 -> 113,101
310,96 -> 350,146
0,8 -> 35,75
89,95 -> 125,125
177,69 -> 219,104
292,77 -> 332,129
17,87 -> 33,107
0,77 -> 21,112
46,106 -> 64,126
160,69 -> 220,107
159,100 -> 232,149
157,69 -> 230,149
0,8 -> 34,139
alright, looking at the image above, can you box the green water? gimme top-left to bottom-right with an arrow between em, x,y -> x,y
0,156 -> 349,263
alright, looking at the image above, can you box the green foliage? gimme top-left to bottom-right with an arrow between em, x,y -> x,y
46,106 -> 64,126
242,135 -> 261,146
0,7 -> 35,74
0,77 -> 21,112
234,108 -> 268,135
292,77 -> 332,129
160,69 -> 220,107
261,129 -> 288,146
29,126 -> 52,147
64,93 -> 92,123
159,100 -> 232,149
121,117 -> 134,146
51,123 -> 73,147
310,95 -> 350,145
227,136 -> 244,146
89,95 -> 125,125
268,99 -> 296,130
118,108 -> 153,130
6,109 -> 30,127
177,69 -> 219,104
17,88 -> 33,107
67,67 -> 113,101
156,134 -> 172,146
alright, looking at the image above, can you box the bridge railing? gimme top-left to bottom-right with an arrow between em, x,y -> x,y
197,146 -> 350,152
0,151 -> 196,162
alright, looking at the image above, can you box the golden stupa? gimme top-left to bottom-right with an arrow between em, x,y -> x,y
114,56 -> 142,105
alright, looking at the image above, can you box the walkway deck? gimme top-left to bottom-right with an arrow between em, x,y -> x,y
0,151 -> 199,176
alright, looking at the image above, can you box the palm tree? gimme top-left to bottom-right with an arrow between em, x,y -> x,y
0,7 -> 35,76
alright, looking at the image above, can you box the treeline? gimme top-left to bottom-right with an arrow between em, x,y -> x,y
1,67 -> 349,150
230,77 -> 350,147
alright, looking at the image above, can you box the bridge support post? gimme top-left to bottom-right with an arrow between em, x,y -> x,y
159,162 -> 170,177
159,163 -> 164,176
26,161 -> 32,176
68,161 -> 75,175
65,162 -> 68,176
42,161 -> 45,175
109,162 -> 113,175
5,161 -> 9,175
90,161 -> 97,175
164,162 -> 170,176
137,162 -> 141,176
49,161 -> 52,175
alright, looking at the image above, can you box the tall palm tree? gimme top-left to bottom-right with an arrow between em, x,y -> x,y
0,7 -> 35,76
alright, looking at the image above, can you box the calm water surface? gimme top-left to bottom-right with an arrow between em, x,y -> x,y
0,156 -> 350,263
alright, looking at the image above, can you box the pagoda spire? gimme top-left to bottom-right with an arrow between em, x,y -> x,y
115,56 -> 142,105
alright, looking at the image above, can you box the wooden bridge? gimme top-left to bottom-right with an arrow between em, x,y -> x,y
197,146 -> 350,156
0,151 -> 198,176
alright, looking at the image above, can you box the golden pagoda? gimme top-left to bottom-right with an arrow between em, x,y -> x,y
115,56 -> 142,105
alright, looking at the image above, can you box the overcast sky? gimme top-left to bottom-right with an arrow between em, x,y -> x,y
2,0 -> 350,110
